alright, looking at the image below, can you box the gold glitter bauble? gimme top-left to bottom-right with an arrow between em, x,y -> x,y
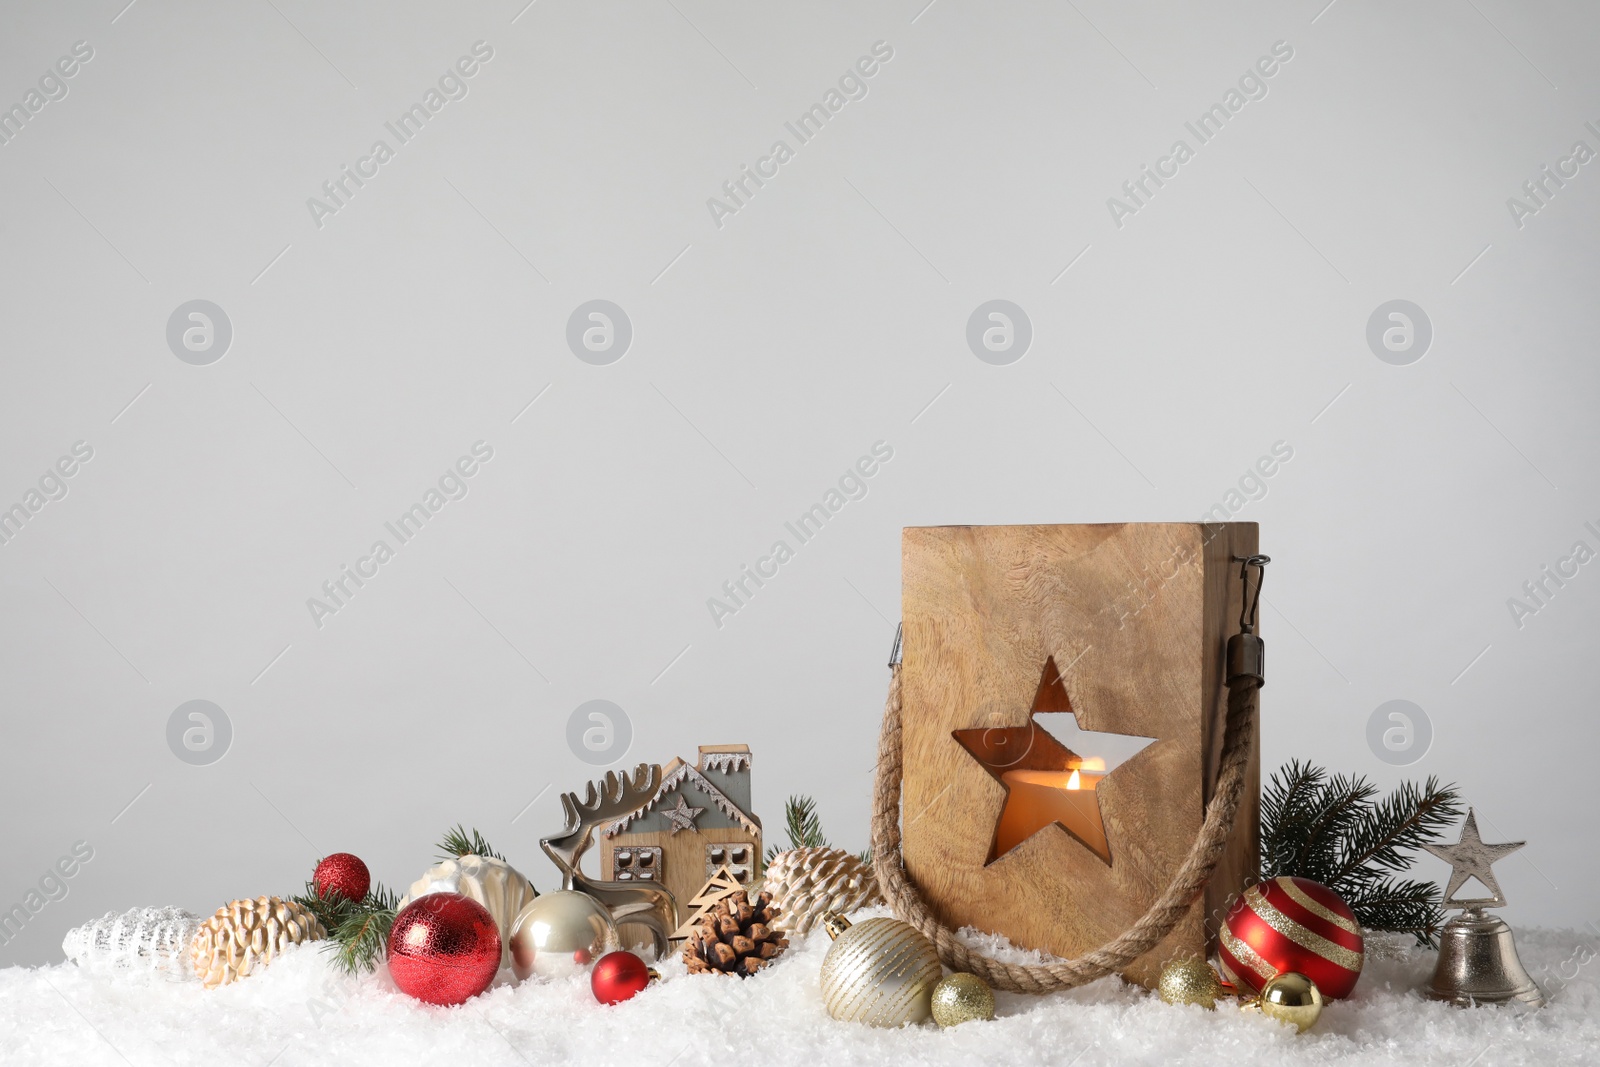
931,972 -> 995,1026
1250,971 -> 1324,1032
1158,956 -> 1224,1009
818,913 -> 942,1027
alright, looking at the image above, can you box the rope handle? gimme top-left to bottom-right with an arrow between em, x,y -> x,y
869,659 -> 1260,994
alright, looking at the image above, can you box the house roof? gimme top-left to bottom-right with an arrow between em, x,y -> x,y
603,757 -> 759,838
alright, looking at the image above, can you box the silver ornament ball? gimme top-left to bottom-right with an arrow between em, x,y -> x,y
508,890 -> 618,981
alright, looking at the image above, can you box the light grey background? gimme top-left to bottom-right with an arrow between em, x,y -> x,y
2,0 -> 1597,967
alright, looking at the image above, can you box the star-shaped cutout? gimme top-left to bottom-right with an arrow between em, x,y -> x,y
661,794 -> 705,835
953,656 -> 1155,866
1422,808 -> 1525,909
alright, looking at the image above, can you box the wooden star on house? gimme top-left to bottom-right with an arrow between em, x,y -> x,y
662,794 -> 705,834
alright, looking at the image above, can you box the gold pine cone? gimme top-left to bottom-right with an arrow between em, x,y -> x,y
190,895 -> 327,989
762,847 -> 884,936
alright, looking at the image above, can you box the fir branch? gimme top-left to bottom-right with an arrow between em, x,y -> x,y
1285,772 -> 1377,885
765,795 -> 831,864
1337,876 -> 1449,948
328,883 -> 401,975
329,901 -> 398,976
436,825 -> 504,862
1260,762 -> 1461,946
291,883 -> 349,935
294,881 -> 402,975
1260,761 -> 1328,877
1330,776 -> 1463,881
785,796 -> 829,850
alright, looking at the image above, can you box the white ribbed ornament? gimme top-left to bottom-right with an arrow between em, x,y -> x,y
62,907 -> 200,977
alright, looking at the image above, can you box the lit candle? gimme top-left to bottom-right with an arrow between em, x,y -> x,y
996,764 -> 1109,861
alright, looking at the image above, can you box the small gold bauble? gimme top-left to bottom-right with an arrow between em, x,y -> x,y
1248,971 -> 1324,1033
1157,956 -> 1224,1009
818,913 -> 943,1027
931,972 -> 995,1026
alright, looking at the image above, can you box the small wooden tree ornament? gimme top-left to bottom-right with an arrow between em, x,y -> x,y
899,522 -> 1261,988
670,866 -> 747,941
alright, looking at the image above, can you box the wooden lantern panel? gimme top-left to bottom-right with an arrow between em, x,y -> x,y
900,522 -> 1260,987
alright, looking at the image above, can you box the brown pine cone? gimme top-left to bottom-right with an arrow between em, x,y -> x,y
682,890 -> 789,977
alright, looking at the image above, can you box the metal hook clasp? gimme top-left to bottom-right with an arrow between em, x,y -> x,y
1232,554 -> 1270,634
1227,554 -> 1269,688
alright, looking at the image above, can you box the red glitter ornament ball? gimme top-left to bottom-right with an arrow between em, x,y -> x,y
590,950 -> 652,1005
1219,876 -> 1364,1000
387,892 -> 502,1006
313,852 -> 371,902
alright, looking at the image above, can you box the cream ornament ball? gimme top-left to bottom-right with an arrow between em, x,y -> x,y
401,854 -> 538,969
818,913 -> 943,1027
509,890 -> 619,981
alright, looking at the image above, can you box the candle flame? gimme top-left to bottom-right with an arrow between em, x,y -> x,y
1066,768 -> 1082,790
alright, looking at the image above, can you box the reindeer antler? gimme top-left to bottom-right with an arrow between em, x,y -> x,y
576,763 -> 661,822
537,762 -> 681,960
541,763 -> 662,881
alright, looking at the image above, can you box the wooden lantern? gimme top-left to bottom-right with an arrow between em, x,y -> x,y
899,522 -> 1260,987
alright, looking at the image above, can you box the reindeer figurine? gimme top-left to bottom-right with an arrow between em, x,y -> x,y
540,763 -> 680,960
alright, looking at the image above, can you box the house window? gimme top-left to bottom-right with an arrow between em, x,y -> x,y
705,843 -> 754,883
613,846 -> 662,882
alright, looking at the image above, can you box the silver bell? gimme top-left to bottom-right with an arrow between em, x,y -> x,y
1426,908 -> 1546,1008
1422,808 -> 1546,1009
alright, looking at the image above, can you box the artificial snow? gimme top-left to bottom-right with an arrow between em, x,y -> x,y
3,907 -> 1596,1066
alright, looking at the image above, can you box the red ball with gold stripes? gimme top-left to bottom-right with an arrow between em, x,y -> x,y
1218,876 -> 1364,1000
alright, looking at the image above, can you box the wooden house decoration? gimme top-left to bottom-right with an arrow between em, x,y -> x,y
898,522 -> 1261,988
601,744 -> 763,918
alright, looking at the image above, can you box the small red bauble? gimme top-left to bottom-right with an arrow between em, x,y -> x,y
590,950 -> 652,1005
1219,876 -> 1365,1000
388,892 -> 501,1006
313,852 -> 371,902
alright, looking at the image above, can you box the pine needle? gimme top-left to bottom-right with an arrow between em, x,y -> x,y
436,825 -> 504,862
